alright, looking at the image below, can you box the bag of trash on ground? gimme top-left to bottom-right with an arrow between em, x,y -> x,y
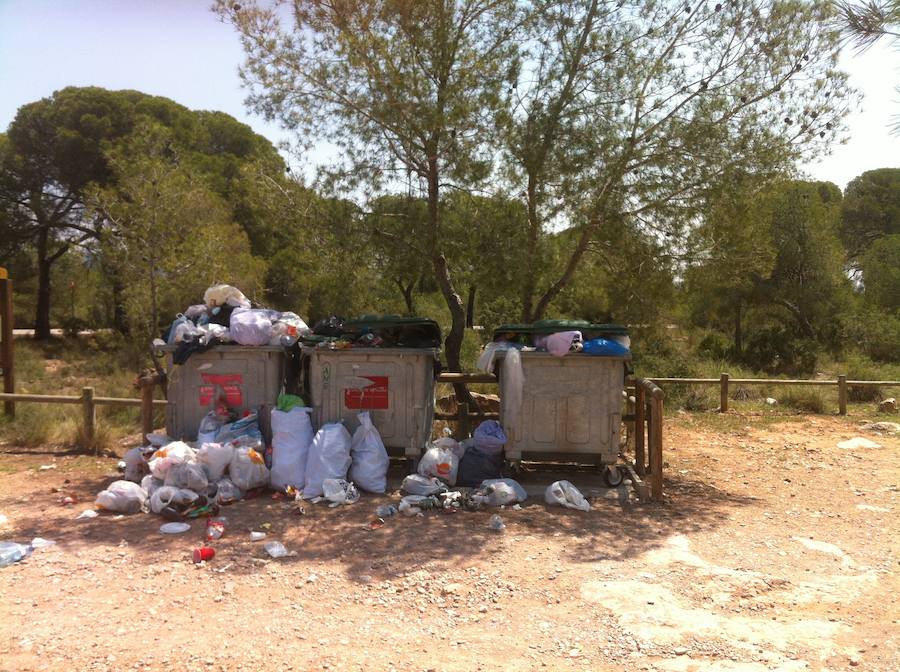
417,441 -> 460,485
164,461 -> 209,493
349,411 -> 390,494
434,435 -> 466,460
150,486 -> 200,514
456,444 -> 504,487
322,478 -> 360,505
270,407 -> 314,491
229,445 -> 269,491
122,446 -> 150,483
148,441 -> 196,480
473,420 -> 506,455
401,474 -> 448,496
197,442 -> 234,482
141,475 -> 164,499
95,480 -> 148,514
229,308 -> 275,346
303,422 -> 352,499
399,494 -> 441,515
215,477 -> 243,505
545,480 -> 591,512
473,478 -> 527,506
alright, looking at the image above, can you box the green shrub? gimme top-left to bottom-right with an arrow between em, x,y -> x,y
778,387 -> 829,414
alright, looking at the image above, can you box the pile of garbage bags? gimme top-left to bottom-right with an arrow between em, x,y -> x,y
97,409 -> 392,517
157,284 -> 312,363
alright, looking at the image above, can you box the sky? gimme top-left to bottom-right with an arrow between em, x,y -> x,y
1,0 -> 898,192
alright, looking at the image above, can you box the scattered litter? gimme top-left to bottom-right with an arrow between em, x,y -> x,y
59,496 -> 77,506
264,541 -> 292,558
0,541 -> 32,567
192,546 -> 215,563
368,517 -> 386,530
38,464 -> 57,471
322,478 -> 360,505
249,531 -> 266,541
473,478 -> 527,507
837,437 -> 883,450
76,509 -> 99,520
205,516 -> 227,541
30,537 -> 55,549
860,421 -> 900,434
878,398 -> 897,413
375,504 -> 398,518
489,514 -> 505,531
306,573 -> 318,583
159,522 -> 191,534
545,480 -> 591,512
0,513 -> 7,526
765,397 -> 778,406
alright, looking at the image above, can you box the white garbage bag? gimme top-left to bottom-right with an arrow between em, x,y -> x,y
270,407 -> 314,491
197,411 -> 225,445
141,475 -> 164,499
150,485 -> 200,514
322,478 -> 360,505
401,474 -> 447,496
545,480 -> 591,512
303,422 -> 352,499
148,442 -> 196,480
203,283 -> 251,309
164,461 -> 209,493
473,478 -> 527,506
197,442 -> 234,482
215,477 -> 243,505
418,441 -> 460,486
228,446 -> 269,491
348,411 -> 390,493
122,446 -> 149,483
95,480 -> 148,514
229,308 -> 274,346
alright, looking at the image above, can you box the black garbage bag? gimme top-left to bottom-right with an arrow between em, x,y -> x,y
456,447 -> 504,487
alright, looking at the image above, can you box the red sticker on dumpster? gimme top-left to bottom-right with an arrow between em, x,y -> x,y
199,373 -> 244,408
345,376 -> 389,410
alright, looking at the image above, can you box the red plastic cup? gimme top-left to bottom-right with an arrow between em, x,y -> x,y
192,546 -> 215,563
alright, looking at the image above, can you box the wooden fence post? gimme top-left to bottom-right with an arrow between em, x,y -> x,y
838,375 -> 848,416
141,383 -> 155,439
82,386 -> 95,449
719,372 -> 729,413
0,276 -> 13,418
458,402 -> 471,438
634,384 -> 646,477
650,392 -> 664,500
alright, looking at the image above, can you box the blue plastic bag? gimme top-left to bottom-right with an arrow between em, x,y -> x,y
582,338 -> 630,357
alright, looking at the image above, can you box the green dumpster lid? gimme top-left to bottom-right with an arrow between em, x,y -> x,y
343,315 -> 441,348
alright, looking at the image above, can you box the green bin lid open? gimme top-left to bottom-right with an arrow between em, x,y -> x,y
343,315 -> 442,348
493,320 -> 628,341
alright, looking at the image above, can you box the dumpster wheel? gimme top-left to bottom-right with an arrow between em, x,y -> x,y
603,465 -> 624,487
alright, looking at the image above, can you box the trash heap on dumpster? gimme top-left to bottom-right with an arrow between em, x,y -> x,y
156,284 -> 312,364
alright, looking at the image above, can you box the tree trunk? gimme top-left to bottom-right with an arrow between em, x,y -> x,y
395,278 -> 416,315
733,298 -> 743,354
425,153 -> 472,406
111,275 -> 129,335
520,172 -> 540,323
465,284 -> 476,328
34,229 -> 53,340
532,220 -> 597,320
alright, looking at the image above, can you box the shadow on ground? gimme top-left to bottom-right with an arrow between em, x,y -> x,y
0,448 -> 760,584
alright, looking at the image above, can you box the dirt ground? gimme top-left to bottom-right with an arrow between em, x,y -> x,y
0,413 -> 898,672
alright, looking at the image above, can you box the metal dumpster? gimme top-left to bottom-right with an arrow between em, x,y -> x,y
159,344 -> 287,441
493,321 -> 630,466
302,316 -> 440,458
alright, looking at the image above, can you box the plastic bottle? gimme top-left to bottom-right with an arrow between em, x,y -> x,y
205,516 -> 227,541
489,514 -> 505,531
0,541 -> 32,567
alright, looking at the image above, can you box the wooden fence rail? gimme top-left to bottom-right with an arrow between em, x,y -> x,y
648,374 -> 900,415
